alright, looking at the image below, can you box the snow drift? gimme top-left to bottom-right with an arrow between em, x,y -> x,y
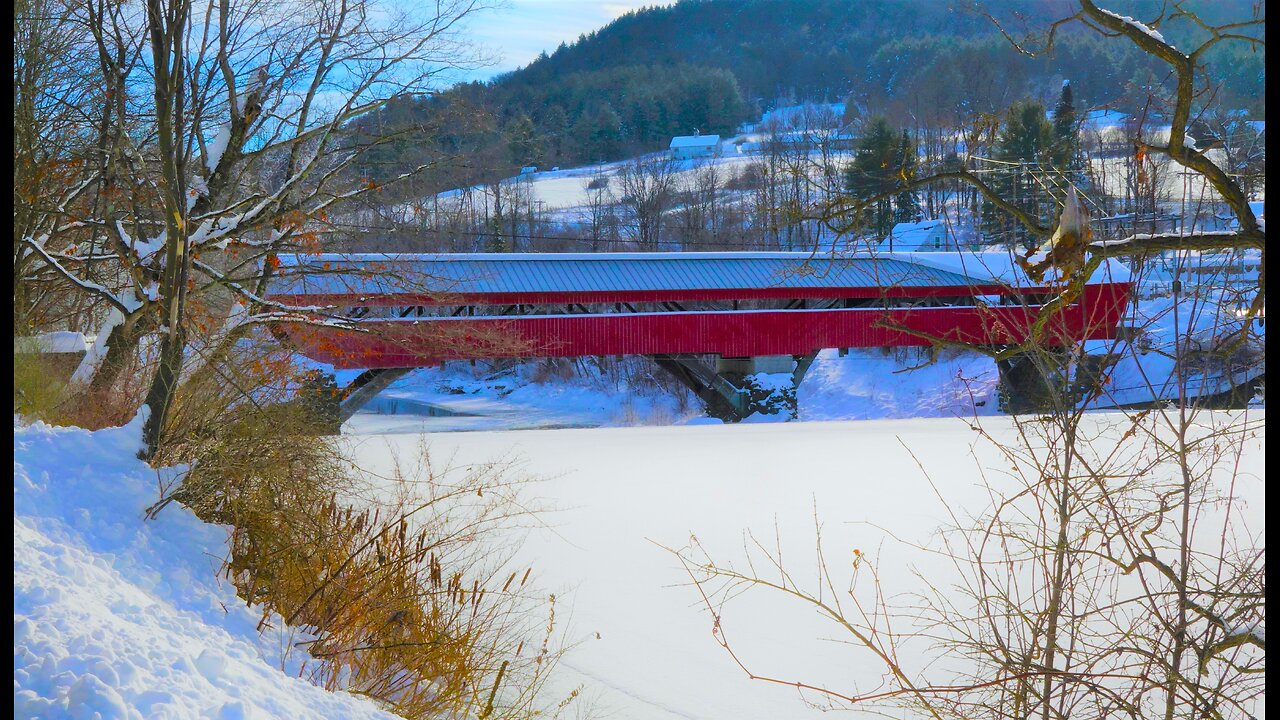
13,414 -> 396,719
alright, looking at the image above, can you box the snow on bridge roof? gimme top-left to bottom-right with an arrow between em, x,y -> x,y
272,252 -> 997,298
270,252 -> 1131,299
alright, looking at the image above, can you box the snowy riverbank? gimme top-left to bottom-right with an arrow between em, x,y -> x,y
13,416 -> 397,719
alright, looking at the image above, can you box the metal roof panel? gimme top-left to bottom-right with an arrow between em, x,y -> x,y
270,251 -> 1113,298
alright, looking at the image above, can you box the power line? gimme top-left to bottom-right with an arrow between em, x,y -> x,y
321,224 -> 836,251
319,219 -> 851,250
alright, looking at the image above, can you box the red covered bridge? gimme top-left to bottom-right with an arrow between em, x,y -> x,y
267,252 -> 1133,421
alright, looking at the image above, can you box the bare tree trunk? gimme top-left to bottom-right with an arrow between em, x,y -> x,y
140,0 -> 190,457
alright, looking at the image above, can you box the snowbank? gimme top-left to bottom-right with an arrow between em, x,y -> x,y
340,347 -> 1001,433
14,331 -> 89,354
343,359 -> 698,433
800,347 -> 999,420
13,415 -> 396,719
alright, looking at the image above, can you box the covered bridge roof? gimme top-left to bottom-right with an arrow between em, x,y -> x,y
268,252 -> 1130,305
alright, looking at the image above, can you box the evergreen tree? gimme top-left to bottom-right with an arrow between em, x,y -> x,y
893,130 -> 921,223
841,94 -> 862,127
997,99 -> 1052,162
573,104 -> 623,162
504,113 -> 541,166
1051,81 -> 1080,172
844,115 -> 899,237
983,99 -> 1054,250
540,104 -> 570,163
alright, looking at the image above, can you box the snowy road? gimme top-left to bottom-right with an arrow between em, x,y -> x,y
345,412 -> 1265,719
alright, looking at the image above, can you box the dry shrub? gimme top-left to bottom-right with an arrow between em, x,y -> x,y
724,165 -> 764,191
160,333 -> 335,443
56,379 -> 151,429
153,345 -> 574,719
14,349 -> 149,430
528,358 -> 576,384
14,349 -> 69,421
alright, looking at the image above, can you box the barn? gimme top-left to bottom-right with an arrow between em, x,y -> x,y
668,132 -> 721,160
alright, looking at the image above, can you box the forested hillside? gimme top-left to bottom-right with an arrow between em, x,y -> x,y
515,0 -> 1262,111
353,0 -> 1264,188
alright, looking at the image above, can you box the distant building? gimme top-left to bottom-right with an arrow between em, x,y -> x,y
878,219 -> 955,252
669,132 -> 721,160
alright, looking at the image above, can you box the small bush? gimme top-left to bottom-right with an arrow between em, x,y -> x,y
724,166 -> 764,191
161,340 -> 324,444
13,349 -> 69,421
528,358 -> 576,384
15,348 -> 148,430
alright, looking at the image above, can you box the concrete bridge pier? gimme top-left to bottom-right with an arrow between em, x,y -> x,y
339,368 -> 414,424
652,352 -> 819,422
996,351 -> 1069,414
293,367 -> 418,433
996,348 -> 1127,414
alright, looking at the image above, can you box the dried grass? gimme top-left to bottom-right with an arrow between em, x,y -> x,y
150,346 -> 575,719
14,349 -> 147,430
13,349 -> 69,421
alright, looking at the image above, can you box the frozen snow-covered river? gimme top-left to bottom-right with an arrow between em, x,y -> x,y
344,413 -> 1265,719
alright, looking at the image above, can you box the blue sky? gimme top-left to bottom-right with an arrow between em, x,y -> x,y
458,1 -> 676,81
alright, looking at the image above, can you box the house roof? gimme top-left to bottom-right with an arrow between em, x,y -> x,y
669,134 -> 720,149
878,220 -> 947,252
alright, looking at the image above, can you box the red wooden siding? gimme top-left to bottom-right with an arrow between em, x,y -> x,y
278,283 -> 1132,369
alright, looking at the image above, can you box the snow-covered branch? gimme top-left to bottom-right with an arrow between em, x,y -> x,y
20,236 -> 142,315
1089,230 -> 1266,256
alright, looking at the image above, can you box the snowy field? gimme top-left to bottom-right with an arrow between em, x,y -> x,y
345,412 -> 1266,720
419,149 -> 820,223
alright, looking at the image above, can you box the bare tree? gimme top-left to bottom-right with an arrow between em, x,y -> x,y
582,174 -> 617,251
15,0 -> 492,455
15,0 -> 88,332
1194,108 -> 1266,202
825,0 -> 1264,293
673,161 -> 725,249
617,153 -> 679,250
675,398 -> 1264,719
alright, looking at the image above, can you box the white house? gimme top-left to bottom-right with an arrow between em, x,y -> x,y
669,132 -> 721,160
878,219 -> 955,252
